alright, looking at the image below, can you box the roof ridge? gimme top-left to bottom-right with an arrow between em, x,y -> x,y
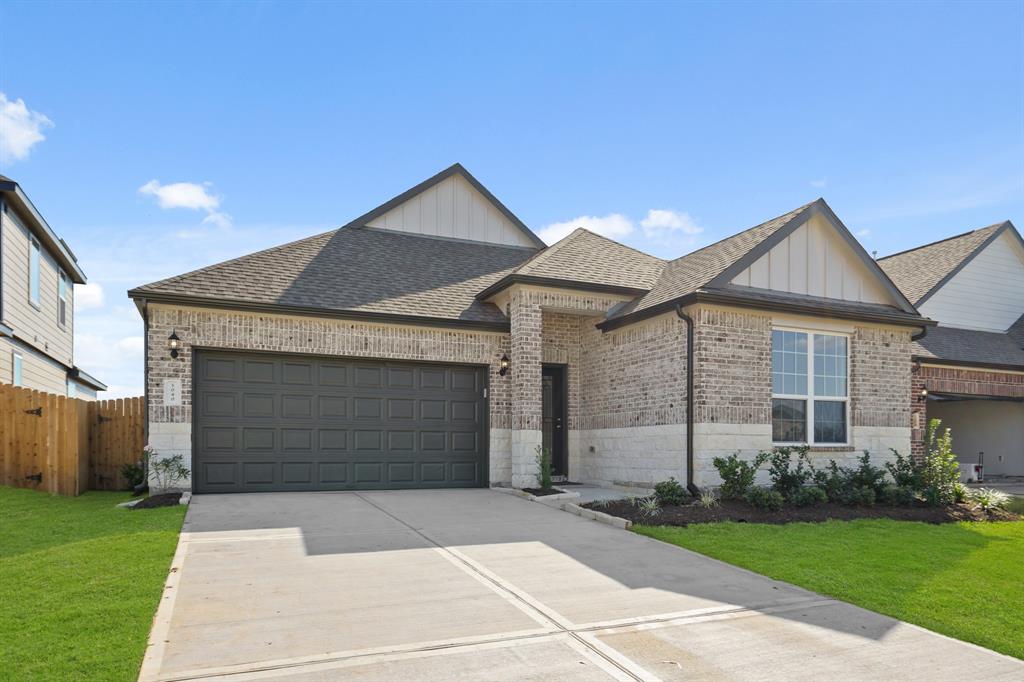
878,221 -> 1007,261
571,227 -> 666,262
666,200 -> 816,265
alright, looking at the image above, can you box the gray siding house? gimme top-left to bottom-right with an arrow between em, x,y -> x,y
130,164 -> 931,493
0,176 -> 105,399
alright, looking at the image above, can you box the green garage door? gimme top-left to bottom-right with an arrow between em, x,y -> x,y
193,351 -> 487,493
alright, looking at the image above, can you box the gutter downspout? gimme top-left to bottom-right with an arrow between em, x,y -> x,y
674,304 -> 699,496
911,325 -> 928,342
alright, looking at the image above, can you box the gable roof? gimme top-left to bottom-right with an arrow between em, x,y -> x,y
913,325 -> 1024,371
129,227 -> 533,329
877,221 -> 1017,306
601,198 -> 919,329
342,163 -> 546,249
476,228 -> 666,299
0,176 -> 88,283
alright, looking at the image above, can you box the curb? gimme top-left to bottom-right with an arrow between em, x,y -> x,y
559,502 -> 632,530
490,485 -> 631,530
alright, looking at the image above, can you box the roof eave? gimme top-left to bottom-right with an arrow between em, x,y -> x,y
913,221 -> 1015,307
914,356 -> 1024,373
475,274 -> 649,301
126,290 -> 512,332
70,367 -> 107,391
0,181 -> 88,284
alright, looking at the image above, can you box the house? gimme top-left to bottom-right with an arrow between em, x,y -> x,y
129,164 -> 930,493
879,223 -> 1024,479
0,176 -> 106,399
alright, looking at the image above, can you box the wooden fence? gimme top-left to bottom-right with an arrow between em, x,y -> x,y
0,383 -> 145,496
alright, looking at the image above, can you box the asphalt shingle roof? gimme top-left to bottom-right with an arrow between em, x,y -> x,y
1007,314 -> 1024,349
913,325 -> 1024,369
877,223 -> 1005,305
611,201 -> 816,318
511,228 -> 666,290
130,227 -> 536,324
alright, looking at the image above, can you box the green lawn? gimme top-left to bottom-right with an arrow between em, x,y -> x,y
635,519 -> 1024,659
0,487 -> 185,680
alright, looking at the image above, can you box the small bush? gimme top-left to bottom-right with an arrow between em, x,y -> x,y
120,462 -> 146,489
885,449 -> 923,489
880,484 -> 916,506
850,451 -> 888,497
767,446 -> 815,500
637,496 -> 662,518
812,461 -> 852,503
654,477 -> 689,506
920,419 -> 962,506
745,486 -> 784,511
840,485 -> 876,507
696,489 -> 720,509
149,453 -> 190,492
534,446 -> 553,490
713,451 -> 769,500
967,488 -> 1011,512
952,481 -> 968,503
792,485 -> 828,507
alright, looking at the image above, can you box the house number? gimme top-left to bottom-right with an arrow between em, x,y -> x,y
163,379 -> 182,406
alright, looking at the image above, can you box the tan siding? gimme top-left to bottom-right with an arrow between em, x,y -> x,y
0,337 -> 68,394
0,336 -> 11,383
919,230 -> 1024,332
1,207 -> 74,367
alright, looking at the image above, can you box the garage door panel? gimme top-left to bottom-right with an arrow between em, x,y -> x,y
194,351 -> 486,492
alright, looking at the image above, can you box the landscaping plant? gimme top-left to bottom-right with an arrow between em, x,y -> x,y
744,486 -> 784,511
885,449 -> 924,490
653,477 -> 689,506
637,496 -> 661,518
792,485 -> 828,507
120,461 -> 146,490
149,453 -> 191,492
534,445 -> 553,490
920,419 -> 962,506
766,445 -> 814,500
850,451 -> 888,497
880,484 -> 916,506
712,451 -> 769,500
812,460 -> 852,503
967,488 -> 1011,513
841,485 -> 876,507
696,489 -> 720,509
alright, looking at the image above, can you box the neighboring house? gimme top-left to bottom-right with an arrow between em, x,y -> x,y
0,176 -> 106,399
879,223 -> 1024,479
129,164 -> 930,493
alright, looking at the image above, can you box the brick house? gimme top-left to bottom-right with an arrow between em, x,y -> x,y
879,223 -> 1024,479
129,164 -> 934,493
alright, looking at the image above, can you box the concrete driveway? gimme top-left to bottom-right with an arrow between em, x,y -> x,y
141,490 -> 1022,681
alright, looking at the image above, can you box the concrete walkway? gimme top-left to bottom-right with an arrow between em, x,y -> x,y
140,490 -> 1022,681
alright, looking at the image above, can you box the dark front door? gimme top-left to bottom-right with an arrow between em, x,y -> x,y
193,350 -> 488,493
541,365 -> 568,477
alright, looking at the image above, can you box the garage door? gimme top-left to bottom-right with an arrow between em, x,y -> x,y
193,351 -> 488,493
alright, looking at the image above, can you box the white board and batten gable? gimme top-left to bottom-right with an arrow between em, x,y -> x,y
362,168 -> 539,248
730,212 -> 898,307
919,227 -> 1024,332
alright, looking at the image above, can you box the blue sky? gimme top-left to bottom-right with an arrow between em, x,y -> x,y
1,1 -> 1021,397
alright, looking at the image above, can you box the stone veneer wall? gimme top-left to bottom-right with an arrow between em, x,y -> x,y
145,304 -> 513,488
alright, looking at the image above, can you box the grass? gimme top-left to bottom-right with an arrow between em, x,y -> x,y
0,486 -> 185,680
635,519 -> 1024,659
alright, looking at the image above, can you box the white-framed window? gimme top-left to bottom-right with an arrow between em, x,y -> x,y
771,328 -> 849,445
12,351 -> 23,386
28,236 -> 40,307
67,378 -> 77,398
58,270 -> 69,328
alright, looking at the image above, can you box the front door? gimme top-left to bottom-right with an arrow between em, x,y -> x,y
541,365 -> 568,477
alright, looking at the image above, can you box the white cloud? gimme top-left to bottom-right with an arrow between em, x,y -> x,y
139,179 -> 221,211
810,178 -> 827,188
856,228 -> 871,238
537,213 -> 633,244
75,282 -> 105,310
640,209 -> 703,238
0,92 -> 54,164
202,211 -> 233,229
115,336 -> 144,355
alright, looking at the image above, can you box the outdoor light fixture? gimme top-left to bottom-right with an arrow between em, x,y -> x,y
499,354 -> 510,376
168,330 -> 181,359
919,386 -> 928,401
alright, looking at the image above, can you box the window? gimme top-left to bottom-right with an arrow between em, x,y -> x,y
771,329 -> 849,444
58,270 -> 69,327
28,237 -> 40,306
67,378 -> 77,398
12,351 -> 23,386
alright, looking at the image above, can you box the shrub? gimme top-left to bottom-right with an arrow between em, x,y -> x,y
696,489 -> 720,509
840,485 -> 876,507
850,451 -> 888,497
534,445 -> 553,490
920,419 -> 961,506
792,485 -> 828,507
149,453 -> 190,492
712,451 -> 769,500
745,486 -> 784,511
812,461 -> 852,503
885,449 -> 923,490
967,488 -> 1011,512
767,446 -> 815,500
637,496 -> 662,518
952,481 -> 968,503
120,462 -> 146,489
654,477 -> 689,506
880,484 -> 916,506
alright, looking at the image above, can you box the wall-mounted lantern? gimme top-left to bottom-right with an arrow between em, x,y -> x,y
918,386 -> 928,401
499,354 -> 510,376
168,330 -> 181,359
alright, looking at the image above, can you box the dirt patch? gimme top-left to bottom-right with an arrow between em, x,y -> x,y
584,498 -> 1020,526
522,488 -> 564,497
132,493 -> 182,509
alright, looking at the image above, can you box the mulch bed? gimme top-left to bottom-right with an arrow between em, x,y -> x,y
131,493 -> 182,510
522,488 -> 564,497
584,498 -> 1020,526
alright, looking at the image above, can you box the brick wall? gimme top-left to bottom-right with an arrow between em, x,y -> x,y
851,326 -> 912,429
692,307 -> 772,425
